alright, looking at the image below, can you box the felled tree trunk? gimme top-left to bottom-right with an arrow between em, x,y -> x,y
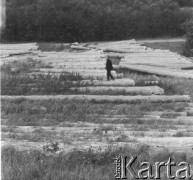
71,79 -> 135,86
70,86 -> 164,95
1,95 -> 190,104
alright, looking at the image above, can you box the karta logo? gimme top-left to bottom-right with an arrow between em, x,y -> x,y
115,156 -> 193,179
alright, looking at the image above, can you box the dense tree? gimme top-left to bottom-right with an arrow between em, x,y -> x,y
174,0 -> 193,7
182,18 -> 193,56
1,0 -> 193,42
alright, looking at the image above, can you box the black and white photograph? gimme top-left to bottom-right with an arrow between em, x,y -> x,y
1,0 -> 193,179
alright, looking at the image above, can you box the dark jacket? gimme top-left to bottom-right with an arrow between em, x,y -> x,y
105,59 -> 113,71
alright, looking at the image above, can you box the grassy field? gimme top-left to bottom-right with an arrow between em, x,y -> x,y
2,145 -> 192,180
2,96 -> 193,180
1,72 -> 85,95
2,40 -> 193,180
1,98 -> 188,127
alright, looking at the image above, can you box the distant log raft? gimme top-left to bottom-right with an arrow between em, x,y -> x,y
9,52 -> 33,56
181,65 -> 193,70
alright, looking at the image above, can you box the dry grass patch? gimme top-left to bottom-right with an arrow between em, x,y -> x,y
2,144 -> 192,180
132,132 -> 145,137
93,125 -> 115,135
2,99 -> 189,127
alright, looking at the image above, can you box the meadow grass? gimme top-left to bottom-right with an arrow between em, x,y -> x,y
2,145 -> 192,180
173,131 -> 193,137
1,72 -> 86,95
1,99 -> 188,126
2,128 -> 57,142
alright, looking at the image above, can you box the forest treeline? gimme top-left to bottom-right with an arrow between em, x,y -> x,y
174,0 -> 193,7
1,0 -> 193,42
182,18 -> 193,56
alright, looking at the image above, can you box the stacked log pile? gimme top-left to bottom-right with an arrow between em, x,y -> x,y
2,40 -> 193,79
1,40 -> 193,103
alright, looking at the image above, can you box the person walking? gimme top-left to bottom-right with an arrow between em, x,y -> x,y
105,57 -> 114,81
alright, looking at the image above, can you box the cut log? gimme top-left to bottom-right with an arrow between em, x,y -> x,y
150,111 -> 187,117
70,86 -> 164,95
120,64 -> 193,79
177,117 -> 193,125
146,117 -> 193,125
71,45 -> 91,51
104,48 -> 137,53
107,54 -> 123,58
181,65 -> 193,70
1,95 -> 190,104
71,79 -> 135,86
187,110 -> 193,116
160,112 -> 187,118
27,72 -> 117,79
71,42 -> 79,45
31,68 -> 116,74
8,52 -> 33,56
144,81 -> 159,85
30,69 -> 118,79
